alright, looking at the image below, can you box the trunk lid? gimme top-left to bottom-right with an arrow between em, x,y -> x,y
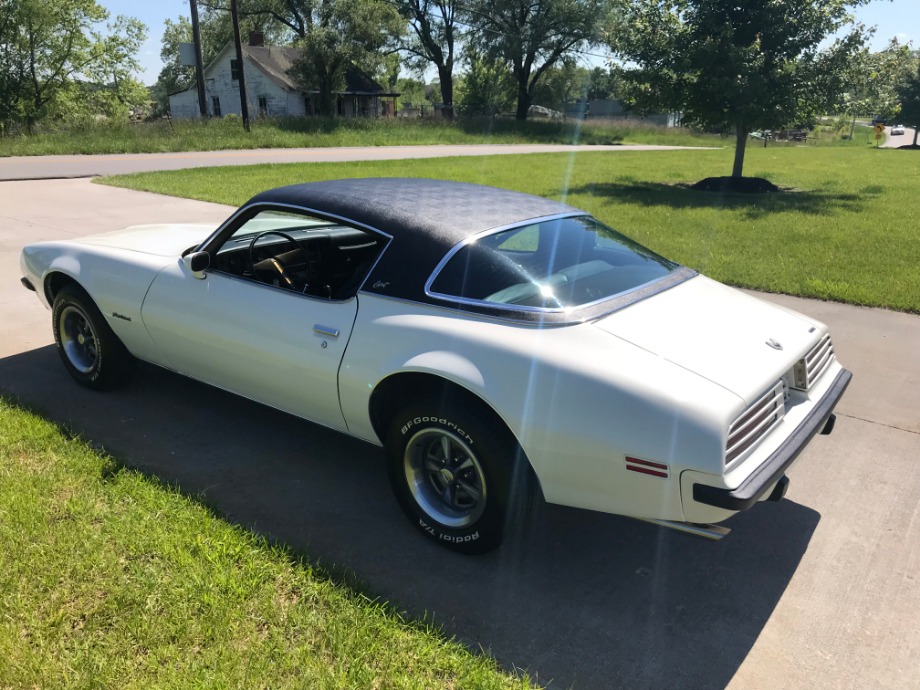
593,275 -> 823,404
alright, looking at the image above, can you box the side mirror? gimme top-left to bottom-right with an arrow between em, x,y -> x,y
183,251 -> 210,278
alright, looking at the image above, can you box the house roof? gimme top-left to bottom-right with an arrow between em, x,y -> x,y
170,43 -> 398,97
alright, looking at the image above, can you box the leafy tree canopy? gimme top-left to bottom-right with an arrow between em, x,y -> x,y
455,49 -> 516,115
895,63 -> 920,145
0,0 -> 146,132
394,0 -> 458,116
467,0 -> 602,120
186,0 -> 402,118
841,38 -> 916,125
606,0 -> 871,178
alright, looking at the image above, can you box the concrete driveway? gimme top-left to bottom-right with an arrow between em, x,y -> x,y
2,178 -> 919,689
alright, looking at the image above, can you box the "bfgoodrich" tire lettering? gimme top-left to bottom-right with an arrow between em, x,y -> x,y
419,518 -> 480,543
401,416 -> 474,445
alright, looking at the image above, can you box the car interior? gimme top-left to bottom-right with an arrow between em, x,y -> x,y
209,218 -> 385,300
430,218 -> 676,309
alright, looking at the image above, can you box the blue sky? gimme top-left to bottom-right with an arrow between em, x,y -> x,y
99,0 -> 920,85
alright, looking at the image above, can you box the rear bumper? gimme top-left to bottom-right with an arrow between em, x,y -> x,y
693,368 -> 852,511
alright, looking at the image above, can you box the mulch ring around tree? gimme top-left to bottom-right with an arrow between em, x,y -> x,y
689,176 -> 782,193
896,144 -> 920,150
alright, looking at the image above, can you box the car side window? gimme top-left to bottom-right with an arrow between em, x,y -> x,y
210,208 -> 385,300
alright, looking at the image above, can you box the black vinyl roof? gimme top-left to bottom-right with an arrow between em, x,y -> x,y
246,178 -> 582,308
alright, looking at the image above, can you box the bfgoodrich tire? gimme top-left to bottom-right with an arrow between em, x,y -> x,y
385,398 -> 533,554
51,284 -> 136,390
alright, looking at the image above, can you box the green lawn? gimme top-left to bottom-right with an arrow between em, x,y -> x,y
0,398 -> 534,689
10,142 -> 912,686
104,145 -> 920,313
0,116 -> 720,156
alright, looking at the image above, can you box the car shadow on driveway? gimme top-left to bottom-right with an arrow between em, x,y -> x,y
0,346 -> 820,690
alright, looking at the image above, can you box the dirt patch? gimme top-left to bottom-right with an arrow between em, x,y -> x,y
689,176 -> 782,193
896,144 -> 920,150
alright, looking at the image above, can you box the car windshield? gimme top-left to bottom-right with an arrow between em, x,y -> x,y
429,216 -> 679,310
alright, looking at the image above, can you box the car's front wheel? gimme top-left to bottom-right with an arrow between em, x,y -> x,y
385,398 -> 533,554
52,284 -> 136,390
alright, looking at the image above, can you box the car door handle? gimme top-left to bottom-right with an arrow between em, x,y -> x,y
313,324 -> 340,338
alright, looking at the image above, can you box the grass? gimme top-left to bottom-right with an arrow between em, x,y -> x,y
103,145 -> 920,313
0,397 -> 535,689
0,116 -> 720,157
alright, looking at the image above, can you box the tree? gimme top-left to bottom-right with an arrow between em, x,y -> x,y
467,0 -> 602,120
0,0 -> 146,132
288,0 -> 403,117
895,63 -> 920,146
198,0 -> 403,118
455,49 -> 516,115
839,38 -> 915,137
531,62 -> 600,111
394,0 -> 458,117
607,0 -> 871,179
586,66 -> 620,101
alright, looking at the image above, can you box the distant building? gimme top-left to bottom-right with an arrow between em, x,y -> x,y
169,33 -> 398,119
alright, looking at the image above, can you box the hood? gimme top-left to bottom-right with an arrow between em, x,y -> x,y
593,275 -> 823,404
73,224 -> 214,257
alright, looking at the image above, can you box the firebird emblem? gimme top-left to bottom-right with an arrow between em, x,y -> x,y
765,339 -> 783,351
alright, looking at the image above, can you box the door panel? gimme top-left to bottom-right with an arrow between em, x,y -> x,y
142,261 -> 356,432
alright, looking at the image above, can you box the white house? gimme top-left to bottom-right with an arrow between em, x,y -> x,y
169,33 -> 398,119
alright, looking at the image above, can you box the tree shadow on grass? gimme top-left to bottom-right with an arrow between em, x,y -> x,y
0,347 -> 819,690
571,180 -> 882,219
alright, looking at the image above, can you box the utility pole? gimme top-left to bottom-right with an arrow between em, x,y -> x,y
230,0 -> 250,132
189,0 -> 207,118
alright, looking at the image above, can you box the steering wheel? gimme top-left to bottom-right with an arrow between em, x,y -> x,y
248,230 -> 310,290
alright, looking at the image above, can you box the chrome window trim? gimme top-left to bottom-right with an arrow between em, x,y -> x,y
354,291 -> 575,328
198,201 -> 393,298
423,211 -> 588,302
423,211 -> 685,315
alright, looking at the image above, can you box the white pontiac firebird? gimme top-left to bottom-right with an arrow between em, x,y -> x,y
20,178 -> 851,553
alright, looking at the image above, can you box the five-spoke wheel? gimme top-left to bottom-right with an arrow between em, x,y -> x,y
52,284 -> 135,390
386,397 -> 534,554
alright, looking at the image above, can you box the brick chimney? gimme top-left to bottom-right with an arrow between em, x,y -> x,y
248,31 -> 264,47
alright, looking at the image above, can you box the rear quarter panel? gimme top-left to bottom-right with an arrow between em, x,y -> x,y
340,295 -> 744,521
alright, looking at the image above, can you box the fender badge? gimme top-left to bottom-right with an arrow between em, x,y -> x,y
765,338 -> 783,351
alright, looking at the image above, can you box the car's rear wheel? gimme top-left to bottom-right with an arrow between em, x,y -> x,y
385,398 -> 533,554
52,284 -> 135,390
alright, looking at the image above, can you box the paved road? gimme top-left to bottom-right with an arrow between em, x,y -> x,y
881,125 -> 917,148
2,179 -> 919,689
0,143 -> 713,180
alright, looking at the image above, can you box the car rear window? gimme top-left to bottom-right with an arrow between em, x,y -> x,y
428,216 -> 678,310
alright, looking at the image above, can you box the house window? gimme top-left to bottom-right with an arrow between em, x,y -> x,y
258,96 -> 268,117
212,96 -> 221,117
230,58 -> 240,81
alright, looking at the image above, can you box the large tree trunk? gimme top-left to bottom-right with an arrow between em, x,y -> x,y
437,65 -> 453,119
318,77 -> 336,117
914,127 -> 919,146
732,124 -> 749,178
515,79 -> 530,121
